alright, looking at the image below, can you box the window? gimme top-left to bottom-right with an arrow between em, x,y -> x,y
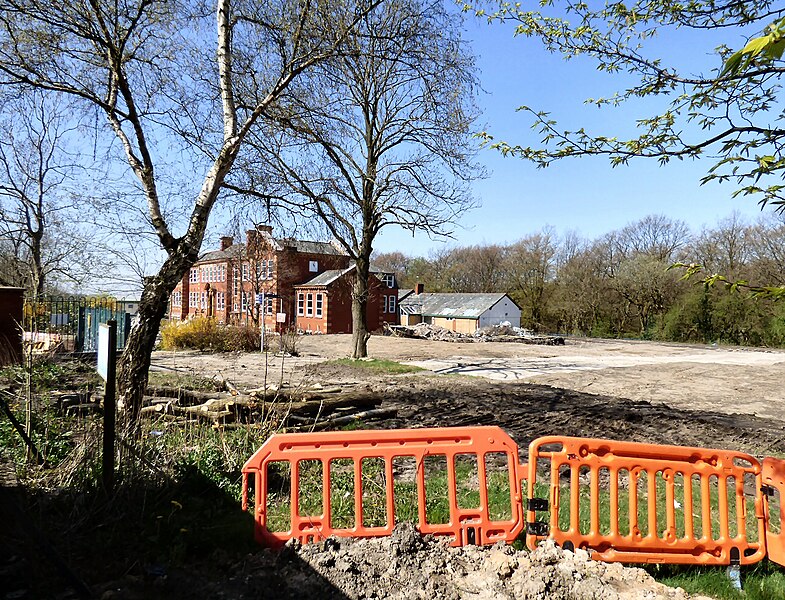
172,292 -> 181,307
217,292 -> 225,311
297,293 -> 304,316
266,259 -> 274,279
233,268 -> 240,296
242,263 -> 249,281
382,295 -> 388,313
233,302 -> 239,313
201,292 -> 207,309
381,273 -> 395,288
220,265 -> 226,282
189,291 -> 198,307
241,292 -> 249,314
190,269 -> 198,283
315,293 -> 323,318
388,295 -> 396,314
265,297 -> 274,315
256,261 -> 264,281
306,293 -> 313,316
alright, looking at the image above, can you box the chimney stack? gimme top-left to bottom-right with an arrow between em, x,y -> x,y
415,282 -> 424,295
220,236 -> 234,251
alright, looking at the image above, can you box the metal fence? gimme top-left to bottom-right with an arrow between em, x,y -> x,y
23,296 -> 134,352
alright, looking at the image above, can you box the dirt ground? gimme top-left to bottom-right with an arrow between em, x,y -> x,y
150,334 -> 785,450
6,336 -> 784,599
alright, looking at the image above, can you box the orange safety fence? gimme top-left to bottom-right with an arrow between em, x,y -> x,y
526,436 -> 767,565
242,427 -> 785,568
241,426 -> 527,548
762,457 -> 785,567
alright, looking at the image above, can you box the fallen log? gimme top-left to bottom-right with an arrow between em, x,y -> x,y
278,393 -> 382,418
214,372 -> 241,396
144,386 -> 222,405
291,408 -> 397,431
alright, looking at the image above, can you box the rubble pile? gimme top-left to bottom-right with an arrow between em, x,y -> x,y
387,322 -> 565,346
248,524 -> 707,599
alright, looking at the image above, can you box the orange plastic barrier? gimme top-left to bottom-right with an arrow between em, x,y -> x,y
526,436 -> 767,565
762,457 -> 785,567
241,426 -> 526,548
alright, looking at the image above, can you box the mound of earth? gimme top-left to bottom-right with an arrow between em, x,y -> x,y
94,524 -> 712,599
238,524 -> 707,599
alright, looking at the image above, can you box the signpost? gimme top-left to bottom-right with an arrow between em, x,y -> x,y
97,321 -> 117,492
255,292 -> 278,352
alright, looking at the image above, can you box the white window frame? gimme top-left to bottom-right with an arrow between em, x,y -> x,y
388,295 -> 396,314
241,292 -> 248,314
190,269 -> 198,283
242,263 -> 249,281
217,292 -> 225,311
382,295 -> 388,313
297,293 -> 304,316
306,293 -> 313,317
265,297 -> 274,315
315,293 -> 323,318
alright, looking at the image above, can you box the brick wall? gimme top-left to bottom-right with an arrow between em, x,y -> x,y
0,287 -> 24,365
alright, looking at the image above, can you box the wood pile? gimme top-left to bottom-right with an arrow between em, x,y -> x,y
138,380 -> 393,429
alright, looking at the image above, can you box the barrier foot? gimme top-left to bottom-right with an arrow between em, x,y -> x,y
726,565 -> 742,591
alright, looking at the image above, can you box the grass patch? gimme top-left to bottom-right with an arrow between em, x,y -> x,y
652,563 -> 785,599
147,370 -> 224,392
327,358 -> 423,374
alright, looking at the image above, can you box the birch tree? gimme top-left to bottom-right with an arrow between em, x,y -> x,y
0,0 -> 380,421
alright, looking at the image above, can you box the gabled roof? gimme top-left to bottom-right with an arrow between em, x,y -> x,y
398,289 -> 415,302
399,293 -> 513,319
297,267 -> 352,288
197,236 -> 346,263
295,264 -> 395,288
199,244 -> 246,262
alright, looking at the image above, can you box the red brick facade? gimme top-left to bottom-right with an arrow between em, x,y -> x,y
294,268 -> 399,334
0,286 -> 24,364
169,227 -> 397,333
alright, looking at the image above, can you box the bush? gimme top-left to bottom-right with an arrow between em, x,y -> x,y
160,317 -> 260,352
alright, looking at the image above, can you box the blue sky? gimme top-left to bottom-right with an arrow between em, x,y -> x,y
373,11 -> 772,256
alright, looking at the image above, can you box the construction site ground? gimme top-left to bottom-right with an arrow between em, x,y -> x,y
114,334 -> 785,598
8,335 -> 782,600
150,334 -> 785,453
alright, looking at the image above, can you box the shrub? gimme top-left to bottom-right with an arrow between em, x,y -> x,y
160,317 -> 260,352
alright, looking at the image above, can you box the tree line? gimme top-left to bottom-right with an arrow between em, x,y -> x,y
375,213 -> 785,346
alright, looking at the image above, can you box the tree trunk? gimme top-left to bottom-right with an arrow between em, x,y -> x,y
117,251 -> 195,424
351,259 -> 371,358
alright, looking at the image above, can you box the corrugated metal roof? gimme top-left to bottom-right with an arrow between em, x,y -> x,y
399,293 -> 510,319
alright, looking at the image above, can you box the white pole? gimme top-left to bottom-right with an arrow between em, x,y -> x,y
260,291 -> 265,353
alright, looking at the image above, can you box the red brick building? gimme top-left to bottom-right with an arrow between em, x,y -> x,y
169,226 -> 398,333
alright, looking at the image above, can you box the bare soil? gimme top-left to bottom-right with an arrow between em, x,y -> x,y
150,334 -> 785,455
